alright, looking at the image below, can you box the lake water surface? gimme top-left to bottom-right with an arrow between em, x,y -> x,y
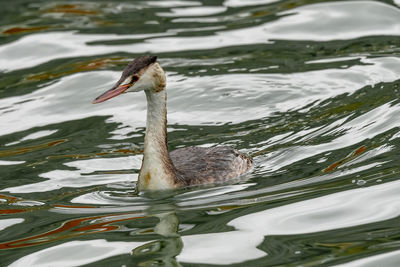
1,0 -> 400,266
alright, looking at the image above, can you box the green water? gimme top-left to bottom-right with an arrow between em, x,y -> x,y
1,0 -> 400,266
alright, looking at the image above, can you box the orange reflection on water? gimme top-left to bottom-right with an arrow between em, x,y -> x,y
0,194 -> 20,204
323,145 -> 367,173
0,194 -> 30,214
0,209 -> 28,214
0,212 -> 144,249
2,26 -> 50,35
44,4 -> 98,15
0,196 -> 96,215
0,139 -> 67,157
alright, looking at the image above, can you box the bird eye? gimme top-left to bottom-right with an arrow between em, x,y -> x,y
131,76 -> 139,83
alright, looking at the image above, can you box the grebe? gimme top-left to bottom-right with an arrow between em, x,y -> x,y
93,55 -> 252,190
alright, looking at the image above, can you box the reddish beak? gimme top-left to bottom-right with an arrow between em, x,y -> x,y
92,83 -> 131,104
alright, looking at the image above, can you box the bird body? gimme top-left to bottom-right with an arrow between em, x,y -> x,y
171,146 -> 252,186
93,56 -> 252,191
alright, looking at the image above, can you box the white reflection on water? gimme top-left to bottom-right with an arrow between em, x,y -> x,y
260,102 -> 400,173
3,156 -> 140,193
269,1 -> 400,41
64,156 -> 142,174
0,1 -> 399,72
223,0 -> 279,7
9,239 -> 145,267
157,6 -> 227,17
145,1 -> 201,8
179,179 -> 400,264
0,160 -> 25,165
1,57 -> 399,138
5,130 -> 58,146
0,31 -> 171,71
4,171 -> 134,193
0,218 -> 24,231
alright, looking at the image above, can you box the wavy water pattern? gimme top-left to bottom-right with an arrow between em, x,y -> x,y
0,0 -> 400,266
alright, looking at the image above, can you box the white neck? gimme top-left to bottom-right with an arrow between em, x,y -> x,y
138,89 -> 177,190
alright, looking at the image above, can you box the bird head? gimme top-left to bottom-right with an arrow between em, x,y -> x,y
92,55 -> 166,104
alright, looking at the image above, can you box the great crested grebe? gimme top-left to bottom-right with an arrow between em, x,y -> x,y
93,55 -> 252,191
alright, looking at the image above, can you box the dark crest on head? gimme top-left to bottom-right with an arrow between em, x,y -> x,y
113,55 -> 157,87
123,55 -> 157,76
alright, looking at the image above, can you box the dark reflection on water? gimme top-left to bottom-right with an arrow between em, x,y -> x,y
1,0 -> 400,266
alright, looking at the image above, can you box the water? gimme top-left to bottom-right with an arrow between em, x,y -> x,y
0,0 -> 400,266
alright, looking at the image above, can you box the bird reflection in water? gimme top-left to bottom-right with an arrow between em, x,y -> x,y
133,205 -> 183,267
